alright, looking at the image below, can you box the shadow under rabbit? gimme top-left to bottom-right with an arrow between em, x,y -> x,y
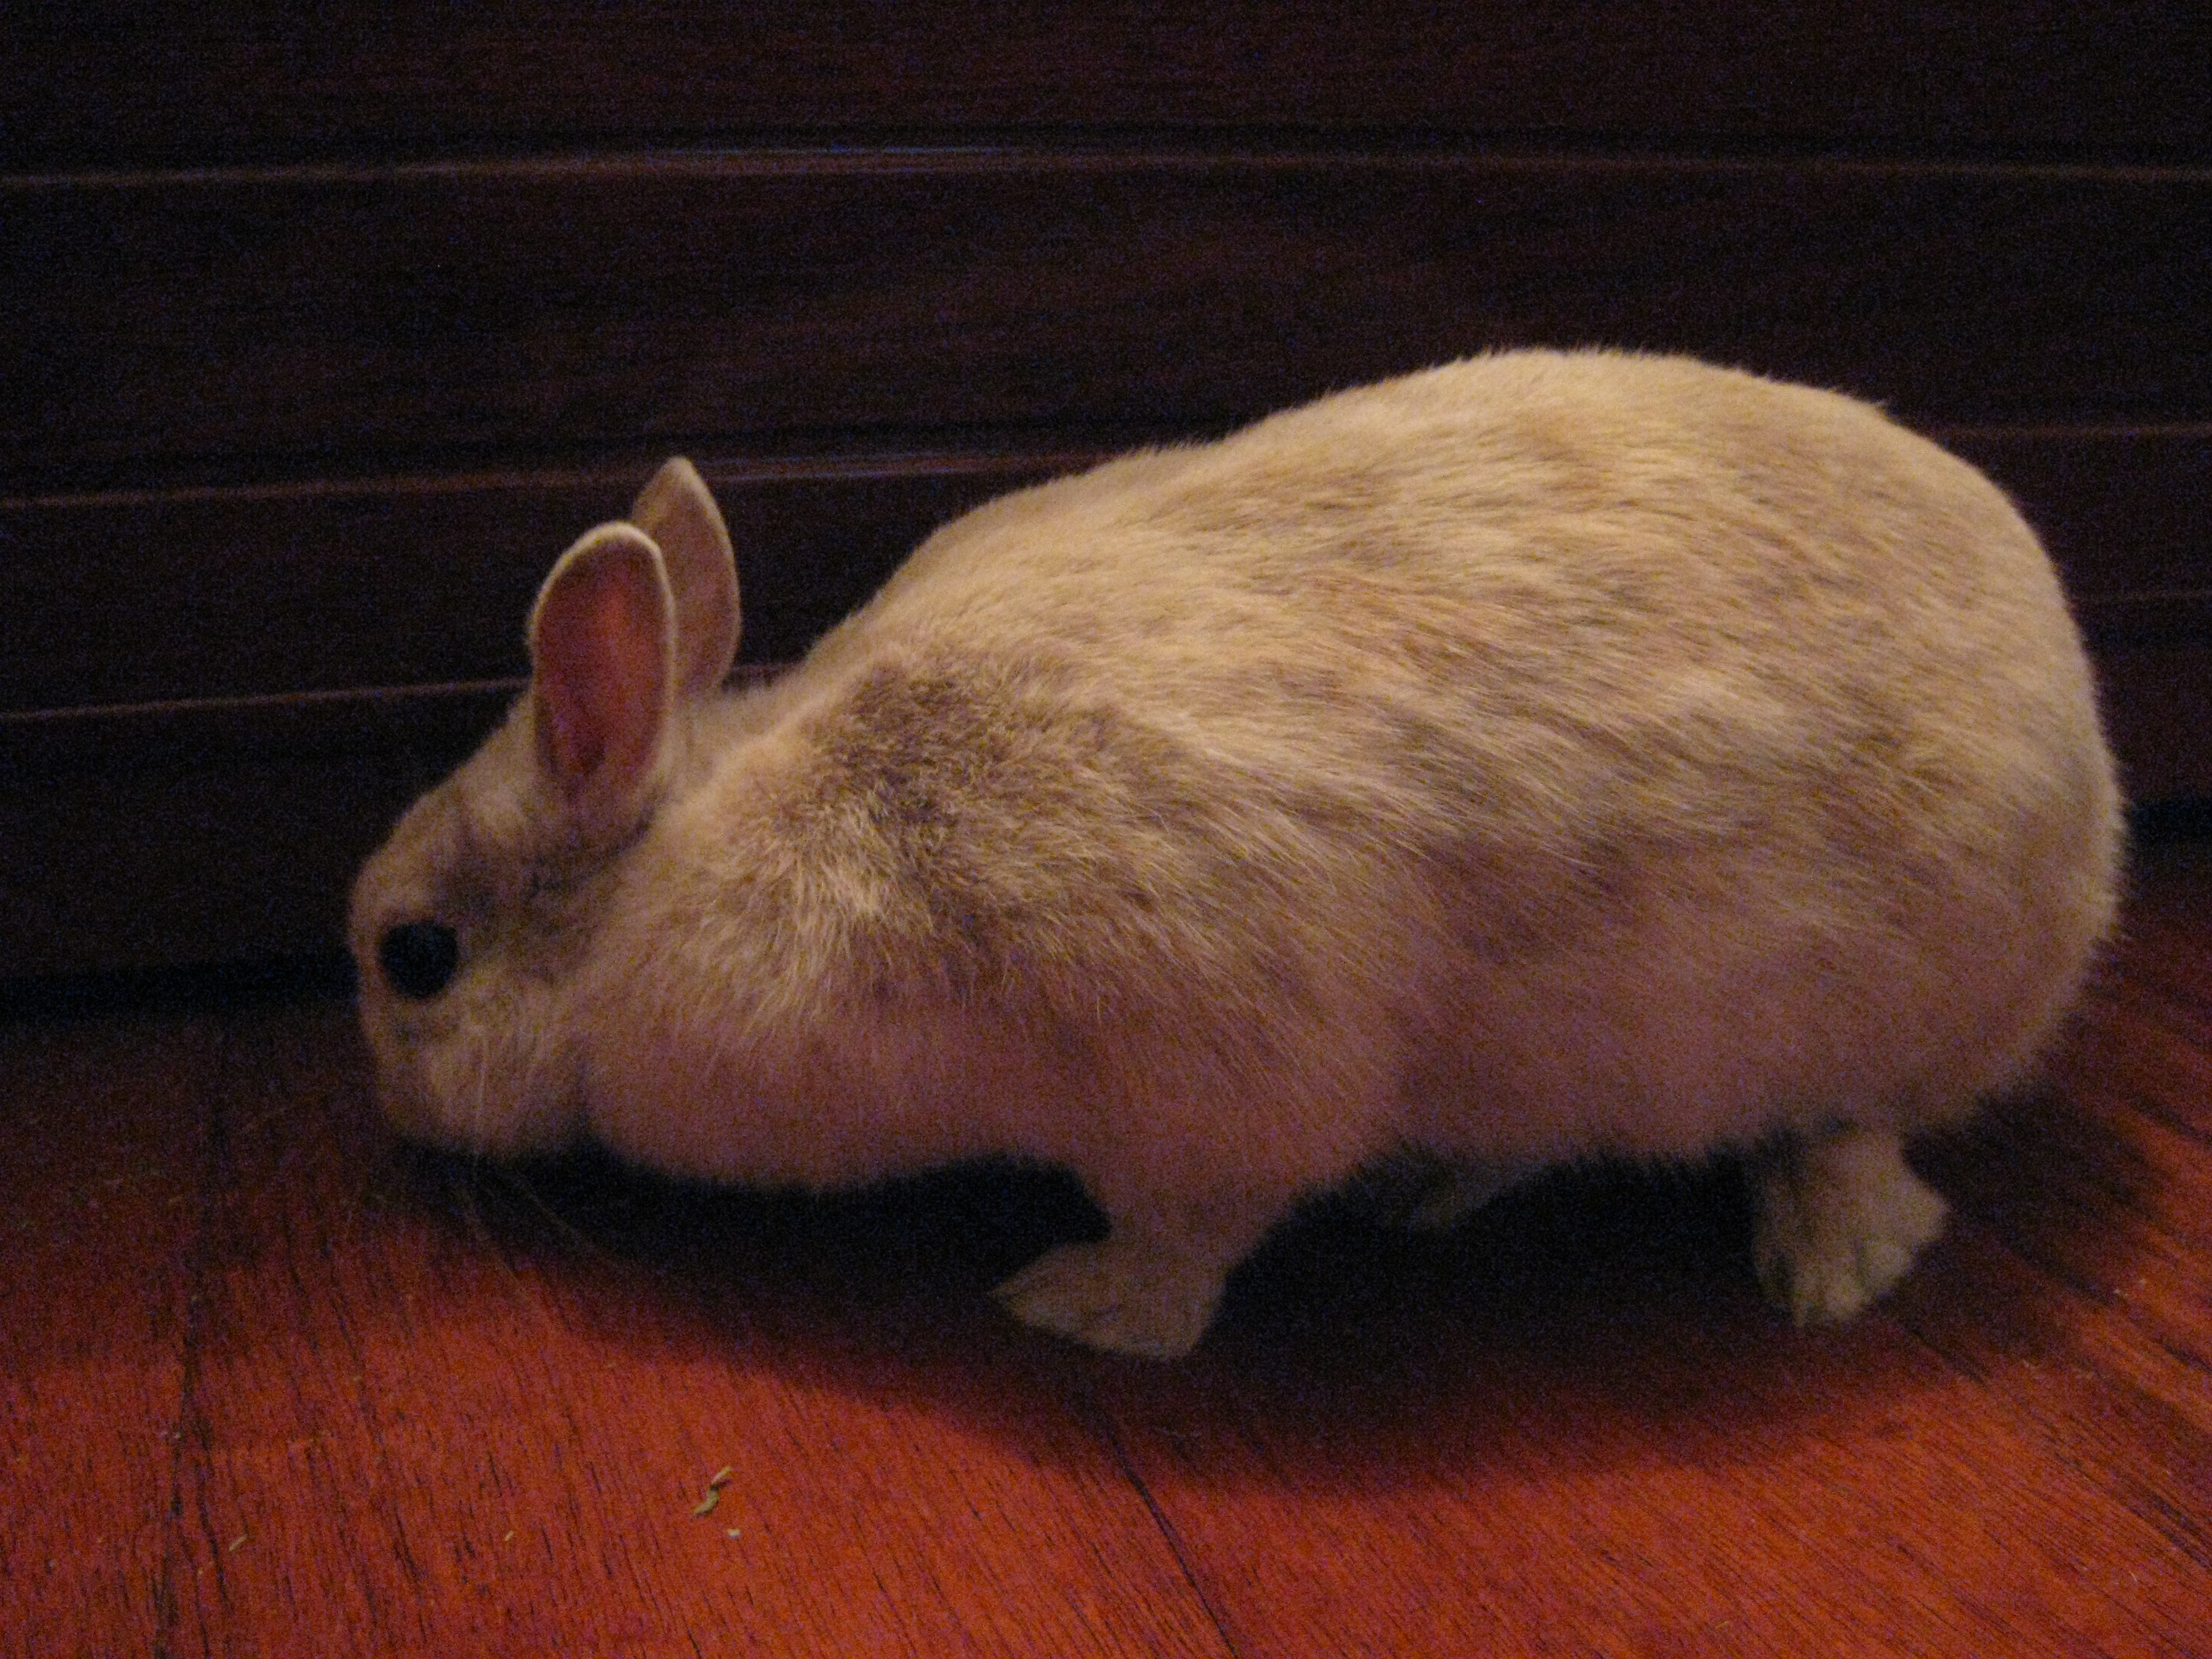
361,1118 -> 2118,1491
47,975 -> 2139,1500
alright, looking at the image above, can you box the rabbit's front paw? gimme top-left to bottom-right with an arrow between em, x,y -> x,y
994,1236 -> 1231,1359
1753,1125 -> 1948,1324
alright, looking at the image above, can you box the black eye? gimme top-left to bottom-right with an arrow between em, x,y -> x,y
378,920 -> 459,1000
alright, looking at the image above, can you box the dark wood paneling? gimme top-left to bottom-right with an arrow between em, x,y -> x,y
2101,642 -> 2212,804
7,2 -> 2204,168
3,421 -> 2205,979
5,7 -> 2204,977
0,750 -> 427,977
9,154 -> 2207,485
0,457 -> 1076,712
1945,428 -> 2212,609
0,683 -> 518,776
5,431 -> 2202,715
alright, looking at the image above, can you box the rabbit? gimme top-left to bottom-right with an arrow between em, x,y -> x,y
349,348 -> 2123,1358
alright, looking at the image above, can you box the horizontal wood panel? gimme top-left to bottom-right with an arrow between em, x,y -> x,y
2100,641 -> 2212,805
1942,428 -> 2212,604
6,424 -> 2203,977
6,631 -> 2207,979
0,748 -> 425,977
0,683 -> 521,775
0,456 -> 1076,712
7,153 -> 2208,486
3,430 -> 2201,715
7,3 -> 2205,168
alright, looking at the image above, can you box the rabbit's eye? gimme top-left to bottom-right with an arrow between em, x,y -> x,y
379,920 -> 459,1000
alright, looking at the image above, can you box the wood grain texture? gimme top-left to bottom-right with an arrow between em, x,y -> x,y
0,745 -> 437,977
2099,642 -> 2212,803
154,1025 -> 1227,1658
0,457 -> 1077,712
0,1013 -> 217,1658
4,837 -> 2208,1658
8,431 -> 2199,716
7,1 -> 2203,167
1940,428 -> 2212,621
9,152 -> 2207,484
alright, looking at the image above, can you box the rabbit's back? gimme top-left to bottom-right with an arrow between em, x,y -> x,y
815,349 -> 2108,903
633,350 -> 2118,1171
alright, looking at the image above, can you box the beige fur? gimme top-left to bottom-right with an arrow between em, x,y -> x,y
350,350 -> 2123,1357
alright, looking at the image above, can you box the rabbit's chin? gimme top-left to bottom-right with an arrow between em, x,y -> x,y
377,1075 -> 581,1160
367,1014 -> 586,1160
382,1084 -> 583,1159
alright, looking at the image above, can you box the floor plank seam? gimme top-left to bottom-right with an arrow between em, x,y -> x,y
1084,1390 -> 1243,1658
154,1025 -> 234,1659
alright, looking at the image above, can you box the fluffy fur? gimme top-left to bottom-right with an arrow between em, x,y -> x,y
350,350 -> 2123,1356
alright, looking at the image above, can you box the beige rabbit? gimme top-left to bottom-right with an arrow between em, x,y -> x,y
350,350 -> 2123,1357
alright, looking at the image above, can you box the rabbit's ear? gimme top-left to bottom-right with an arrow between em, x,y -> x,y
527,523 -> 675,834
630,457 -> 741,701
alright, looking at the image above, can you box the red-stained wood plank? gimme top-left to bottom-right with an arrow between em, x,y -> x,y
5,820 -> 2209,1659
0,1012 -> 220,1659
154,998 -> 1228,1658
1929,1024 -> 2212,1327
1080,1186 -> 2209,1658
1889,1218 -> 2212,1578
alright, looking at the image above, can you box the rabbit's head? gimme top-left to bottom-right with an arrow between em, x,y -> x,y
348,459 -> 740,1154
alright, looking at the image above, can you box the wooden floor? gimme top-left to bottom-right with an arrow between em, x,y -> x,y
5,840 -> 2209,1658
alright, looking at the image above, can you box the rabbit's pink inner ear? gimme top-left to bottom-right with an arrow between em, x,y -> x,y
529,529 -> 674,808
630,457 -> 741,701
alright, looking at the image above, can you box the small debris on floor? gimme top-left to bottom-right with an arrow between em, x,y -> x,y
691,1466 -> 735,1518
